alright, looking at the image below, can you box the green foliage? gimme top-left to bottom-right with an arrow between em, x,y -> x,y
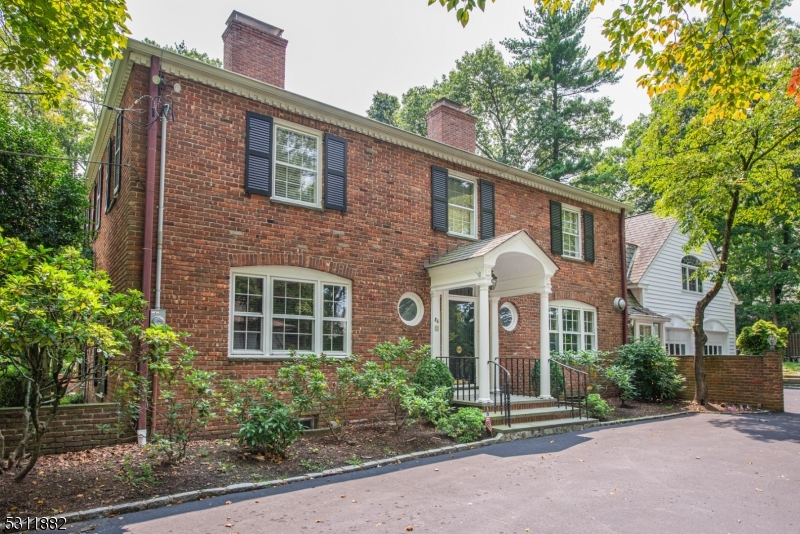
0,100 -> 89,249
142,38 -> 222,67
0,366 -> 25,407
366,92 -> 400,126
237,403 -> 302,459
604,364 -> 638,404
532,358 -> 566,398
615,337 -> 685,402
412,358 -> 455,400
405,386 -> 452,424
118,326 -> 216,465
0,0 -> 129,104
0,232 -> 144,479
116,453 -> 158,488
437,407 -> 486,443
586,393 -> 613,420
736,320 -> 789,355
220,378 -> 276,427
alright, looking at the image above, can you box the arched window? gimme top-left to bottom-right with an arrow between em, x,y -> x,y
681,256 -> 703,293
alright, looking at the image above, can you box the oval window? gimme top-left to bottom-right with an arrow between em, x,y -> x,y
499,302 -> 518,331
398,292 -> 424,326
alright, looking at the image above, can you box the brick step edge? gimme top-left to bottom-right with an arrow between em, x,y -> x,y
42,435 -> 504,530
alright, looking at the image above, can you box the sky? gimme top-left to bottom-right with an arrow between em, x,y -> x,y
127,0 -> 800,134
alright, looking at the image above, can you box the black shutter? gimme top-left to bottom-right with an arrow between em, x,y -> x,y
583,210 -> 595,262
105,140 -> 113,211
324,133 -> 347,211
245,111 -> 273,197
480,180 -> 495,239
550,200 -> 563,255
113,112 -> 123,195
431,166 -> 449,232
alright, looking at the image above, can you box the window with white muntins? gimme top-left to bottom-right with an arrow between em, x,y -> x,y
549,301 -> 596,353
447,175 -> 476,238
681,255 -> 703,293
562,208 -> 581,258
230,267 -> 350,358
273,123 -> 320,206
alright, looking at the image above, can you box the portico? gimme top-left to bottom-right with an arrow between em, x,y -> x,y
426,231 -> 559,403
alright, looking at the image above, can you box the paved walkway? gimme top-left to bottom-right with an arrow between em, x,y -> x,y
76,391 -> 800,533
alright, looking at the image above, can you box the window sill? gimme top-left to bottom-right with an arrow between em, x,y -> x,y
105,196 -> 117,214
447,232 -> 479,242
228,353 -> 349,361
270,196 -> 324,212
681,289 -> 705,296
560,255 -> 585,263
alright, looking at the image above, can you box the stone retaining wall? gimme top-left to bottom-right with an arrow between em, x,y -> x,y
0,403 -> 135,456
675,350 -> 784,411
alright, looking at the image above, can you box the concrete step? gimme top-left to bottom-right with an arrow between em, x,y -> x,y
494,417 -> 597,440
489,406 -> 578,425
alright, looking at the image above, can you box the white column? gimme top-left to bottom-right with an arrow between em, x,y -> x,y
430,290 -> 442,358
539,290 -> 552,399
490,296 -> 500,393
478,284 -> 491,403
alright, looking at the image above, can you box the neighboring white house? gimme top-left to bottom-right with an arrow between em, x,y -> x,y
625,213 -> 740,355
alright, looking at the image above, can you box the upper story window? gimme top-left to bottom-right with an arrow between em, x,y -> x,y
562,208 -> 581,258
681,255 -> 703,292
447,175 -> 476,238
229,266 -> 351,358
549,300 -> 596,353
274,123 -> 320,206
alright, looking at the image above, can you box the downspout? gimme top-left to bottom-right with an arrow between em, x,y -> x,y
138,56 -> 160,445
619,210 -> 629,344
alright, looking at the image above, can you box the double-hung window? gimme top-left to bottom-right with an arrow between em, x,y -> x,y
549,302 -> 597,354
681,256 -> 703,292
447,175 -> 476,238
562,208 -> 581,258
230,267 -> 350,357
273,124 -> 320,206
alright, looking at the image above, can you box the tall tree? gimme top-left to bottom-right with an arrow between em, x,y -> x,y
628,58 -> 800,404
431,0 -> 785,122
366,91 -> 400,126
0,0 -> 129,103
503,2 -> 622,181
142,38 -> 222,67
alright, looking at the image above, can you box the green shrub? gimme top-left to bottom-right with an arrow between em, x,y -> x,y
412,358 -> 454,400
531,359 -> 566,397
437,407 -> 485,443
0,368 -> 26,407
237,402 -> 303,459
615,337 -> 685,402
736,320 -> 789,355
604,364 -> 637,405
406,386 -> 452,423
586,393 -> 613,420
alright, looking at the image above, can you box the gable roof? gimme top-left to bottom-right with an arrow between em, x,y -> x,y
625,213 -> 677,284
627,290 -> 668,321
425,231 -> 530,268
86,39 -> 631,214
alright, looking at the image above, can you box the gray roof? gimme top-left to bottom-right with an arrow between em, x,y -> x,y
425,231 -> 524,268
627,290 -> 668,320
625,213 -> 677,284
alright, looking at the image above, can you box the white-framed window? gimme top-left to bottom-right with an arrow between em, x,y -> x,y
229,266 -> 350,358
562,207 -> 581,258
704,345 -> 723,355
637,323 -> 660,340
665,327 -> 690,355
681,255 -> 703,293
667,343 -> 686,355
398,292 -> 424,326
549,300 -> 596,353
499,302 -> 518,331
704,331 -> 726,356
447,174 -> 476,238
273,121 -> 321,207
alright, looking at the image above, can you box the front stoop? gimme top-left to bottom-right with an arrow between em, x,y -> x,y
494,417 -> 598,440
784,375 -> 800,388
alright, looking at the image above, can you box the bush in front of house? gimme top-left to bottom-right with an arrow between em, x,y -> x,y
412,357 -> 455,401
615,337 -> 685,402
437,407 -> 486,443
586,393 -> 613,420
237,402 -> 303,459
0,367 -> 26,408
736,320 -> 789,355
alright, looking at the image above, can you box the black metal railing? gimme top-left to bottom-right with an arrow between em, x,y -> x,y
436,355 -> 478,403
488,360 -> 511,426
499,357 -> 538,398
551,360 -> 589,420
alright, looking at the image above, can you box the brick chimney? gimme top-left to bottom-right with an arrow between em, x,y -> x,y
222,11 -> 288,88
425,98 -> 477,153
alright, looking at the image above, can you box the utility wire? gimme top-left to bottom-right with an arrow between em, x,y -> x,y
0,148 -> 137,168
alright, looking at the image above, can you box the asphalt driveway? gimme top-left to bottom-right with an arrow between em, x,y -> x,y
73,391 -> 800,533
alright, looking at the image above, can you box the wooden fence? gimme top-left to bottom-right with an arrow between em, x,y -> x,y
788,333 -> 800,359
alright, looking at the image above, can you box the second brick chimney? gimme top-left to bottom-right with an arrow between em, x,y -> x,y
425,98 -> 477,153
222,11 -> 288,88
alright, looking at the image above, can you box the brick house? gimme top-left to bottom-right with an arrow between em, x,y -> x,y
87,11 -> 630,436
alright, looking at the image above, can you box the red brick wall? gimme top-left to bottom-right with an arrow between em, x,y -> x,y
0,404 -> 135,455
92,65 -> 626,423
675,351 -> 784,411
426,102 -> 477,153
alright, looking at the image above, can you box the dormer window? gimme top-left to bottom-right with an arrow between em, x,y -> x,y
681,256 -> 703,292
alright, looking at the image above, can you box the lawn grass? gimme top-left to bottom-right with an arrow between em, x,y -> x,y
783,361 -> 800,374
